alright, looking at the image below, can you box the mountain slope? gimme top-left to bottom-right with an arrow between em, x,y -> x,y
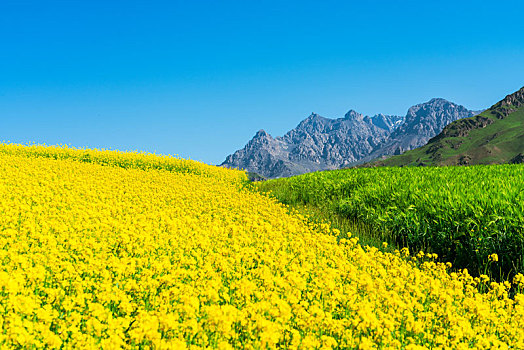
361,99 -> 480,161
222,99 -> 477,178
371,86 -> 524,167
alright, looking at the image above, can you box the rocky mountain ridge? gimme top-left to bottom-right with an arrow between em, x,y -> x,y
370,86 -> 524,167
222,98 -> 480,178
360,98 -> 481,162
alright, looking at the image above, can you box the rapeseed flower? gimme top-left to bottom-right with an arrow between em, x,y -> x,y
0,143 -> 522,348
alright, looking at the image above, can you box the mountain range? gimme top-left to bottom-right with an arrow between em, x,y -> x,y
222,98 -> 481,178
370,86 -> 524,167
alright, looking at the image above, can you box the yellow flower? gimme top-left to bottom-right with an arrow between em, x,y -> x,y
489,253 -> 499,262
0,143 -> 521,349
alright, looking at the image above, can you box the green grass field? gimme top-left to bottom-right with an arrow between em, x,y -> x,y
256,165 -> 524,281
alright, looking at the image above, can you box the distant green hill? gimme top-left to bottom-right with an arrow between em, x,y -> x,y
370,86 -> 524,167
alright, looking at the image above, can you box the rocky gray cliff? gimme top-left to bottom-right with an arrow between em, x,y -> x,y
222,99 -> 479,178
361,98 -> 481,161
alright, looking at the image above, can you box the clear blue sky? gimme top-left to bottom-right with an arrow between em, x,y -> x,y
1,0 -> 523,164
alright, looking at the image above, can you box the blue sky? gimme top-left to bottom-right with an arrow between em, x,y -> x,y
1,0 -> 523,164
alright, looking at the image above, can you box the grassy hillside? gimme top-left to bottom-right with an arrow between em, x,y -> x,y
371,86 -> 524,167
256,165 -> 524,281
2,143 -> 524,348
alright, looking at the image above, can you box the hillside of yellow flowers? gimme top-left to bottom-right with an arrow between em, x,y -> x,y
0,143 -> 523,349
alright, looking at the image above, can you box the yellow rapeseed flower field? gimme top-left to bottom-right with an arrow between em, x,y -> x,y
0,143 -> 523,349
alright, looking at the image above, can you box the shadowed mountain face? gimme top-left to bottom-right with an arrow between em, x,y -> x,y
371,86 -> 524,167
222,99 -> 478,178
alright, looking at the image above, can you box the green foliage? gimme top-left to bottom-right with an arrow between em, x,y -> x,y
256,165 -> 524,281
